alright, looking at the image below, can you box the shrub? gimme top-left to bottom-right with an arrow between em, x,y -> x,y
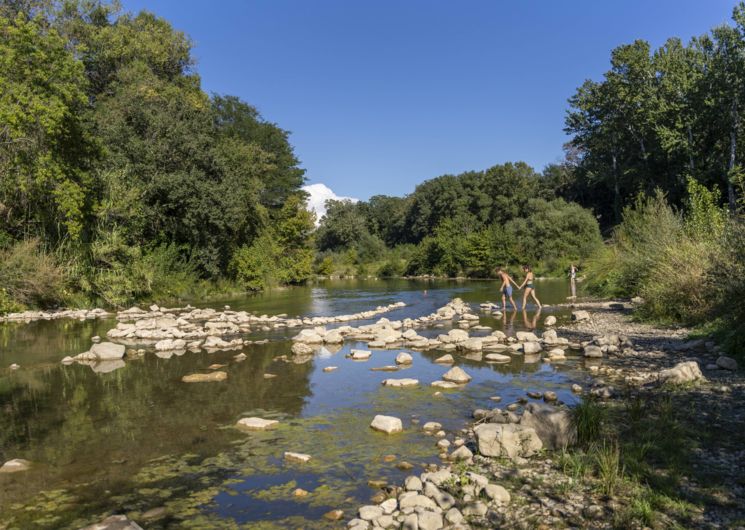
315,256 -> 334,276
0,239 -> 67,310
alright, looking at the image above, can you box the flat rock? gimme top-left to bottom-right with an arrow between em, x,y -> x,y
431,380 -> 461,389
350,349 -> 372,360
236,417 -> 279,430
284,451 -> 311,463
181,371 -> 227,383
79,515 -> 144,530
382,378 -> 419,387
485,353 -> 511,362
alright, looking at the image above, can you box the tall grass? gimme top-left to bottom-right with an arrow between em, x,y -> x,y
0,239 -> 67,311
572,397 -> 606,447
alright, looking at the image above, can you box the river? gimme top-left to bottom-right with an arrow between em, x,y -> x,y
0,278 -> 591,529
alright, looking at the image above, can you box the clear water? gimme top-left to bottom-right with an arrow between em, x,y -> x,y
0,279 -> 592,529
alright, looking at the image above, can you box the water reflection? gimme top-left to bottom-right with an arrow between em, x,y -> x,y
0,279 -> 590,529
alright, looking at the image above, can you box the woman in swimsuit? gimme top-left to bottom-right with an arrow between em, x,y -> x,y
518,265 -> 542,309
495,267 -> 519,311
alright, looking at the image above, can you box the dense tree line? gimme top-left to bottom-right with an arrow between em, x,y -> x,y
0,1 -> 313,308
561,3 -> 745,227
315,163 -> 602,277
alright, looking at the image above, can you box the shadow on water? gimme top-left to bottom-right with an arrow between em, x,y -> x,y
0,278 -> 590,529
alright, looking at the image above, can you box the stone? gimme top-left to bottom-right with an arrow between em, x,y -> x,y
382,378 -> 419,387
544,315 -> 557,327
141,507 -> 167,520
402,514 -> 418,530
0,459 -> 30,473
434,354 -> 454,364
462,500 -> 488,517
351,349 -> 372,360
571,310 -> 590,321
236,417 -> 279,430
449,445 -> 473,461
484,483 -> 510,504
474,423 -> 543,459
323,330 -> 344,344
460,337 -> 483,351
284,451 -> 311,463
380,497 -> 398,514
485,353 -> 511,362
516,331 -> 539,342
417,511 -> 444,530
293,488 -> 309,497
548,348 -> 566,360
523,342 -> 542,354
422,421 -> 442,432
520,403 -> 575,449
79,515 -> 144,530
405,475 -> 423,491
445,507 -> 464,524
442,366 -> 472,384
583,344 -> 603,358
658,361 -> 705,385
431,380 -> 460,389
571,384 -> 583,393
543,391 -> 557,401
716,355 -> 738,371
399,493 -> 437,510
324,509 -> 344,521
233,353 -> 247,361
291,342 -> 315,355
293,329 -> 324,344
181,371 -> 227,383
61,356 -> 75,364
396,352 -> 413,364
154,339 -> 186,351
370,415 -> 403,434
323,366 -> 338,372
81,342 -> 126,361
436,439 -> 450,450
359,505 -> 384,521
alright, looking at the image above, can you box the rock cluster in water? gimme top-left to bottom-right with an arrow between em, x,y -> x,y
0,308 -> 110,323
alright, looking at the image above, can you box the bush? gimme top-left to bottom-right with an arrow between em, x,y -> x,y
709,220 -> 745,357
0,239 -> 67,310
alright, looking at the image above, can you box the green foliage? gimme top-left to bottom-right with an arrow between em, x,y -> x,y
572,398 -> 607,447
315,256 -> 334,276
0,239 -> 67,310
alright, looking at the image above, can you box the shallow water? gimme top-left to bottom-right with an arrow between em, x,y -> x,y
0,278 -> 592,529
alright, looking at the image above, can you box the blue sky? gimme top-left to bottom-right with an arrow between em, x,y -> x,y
122,0 -> 736,200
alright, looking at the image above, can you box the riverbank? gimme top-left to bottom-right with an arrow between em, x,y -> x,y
346,303 -> 744,529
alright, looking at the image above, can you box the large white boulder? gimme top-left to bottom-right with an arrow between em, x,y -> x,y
658,361 -> 705,385
370,415 -> 403,434
474,423 -> 543,459
442,366 -> 472,384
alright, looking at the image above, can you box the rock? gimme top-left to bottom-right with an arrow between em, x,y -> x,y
516,331 -> 539,342
571,310 -> 590,321
431,380 -> 461,389
291,342 -> 314,355
485,353 -> 511,362
323,330 -> 344,344
61,356 -> 75,364
402,514 -> 418,530
519,403 -> 575,450
380,497 -> 398,514
351,349 -> 372,360
445,507 -> 464,524
462,500 -> 488,517
583,345 -> 603,358
584,504 -> 604,519
141,507 -> 167,520
423,481 -> 455,510
236,417 -> 279,430
324,509 -> 344,521
284,451 -> 311,463
370,415 -> 403,434
417,511 -> 444,530
323,366 -> 338,372
434,354 -> 454,363
571,384 -> 583,393
484,483 -> 510,504
293,329 -> 324,344
396,352 -> 413,364
543,391 -> 557,402
544,315 -> 557,326
405,475 -> 423,491
181,371 -> 227,383
474,423 -> 543,459
79,342 -> 126,361
460,337 -> 483,351
716,355 -> 738,371
399,493 -> 437,510
154,338 -> 186,351
422,421 -> 442,432
449,445 -> 473,461
0,459 -> 30,473
658,361 -> 705,385
442,366 -> 472,384
548,348 -> 566,360
79,515 -> 144,530
359,505 -> 384,521
382,378 -> 419,387
523,342 -> 542,354
233,353 -> 247,361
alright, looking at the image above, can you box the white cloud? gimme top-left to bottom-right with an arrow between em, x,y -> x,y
302,183 -> 358,226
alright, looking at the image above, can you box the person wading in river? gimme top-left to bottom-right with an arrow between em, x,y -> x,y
518,265 -> 542,309
495,268 -> 519,311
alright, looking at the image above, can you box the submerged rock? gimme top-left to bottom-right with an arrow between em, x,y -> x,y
284,451 -> 311,463
79,515 -> 143,530
381,378 -> 419,387
236,417 -> 279,430
181,371 -> 227,383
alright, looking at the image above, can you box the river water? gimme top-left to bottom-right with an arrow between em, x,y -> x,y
0,278 -> 591,529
